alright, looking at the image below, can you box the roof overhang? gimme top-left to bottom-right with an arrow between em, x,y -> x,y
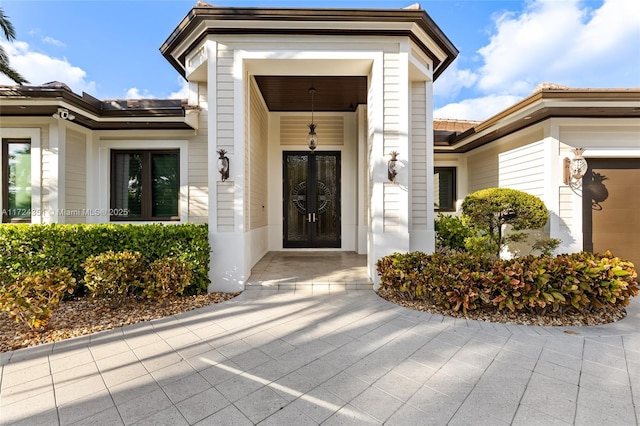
436,89 -> 640,153
160,6 -> 458,81
0,85 -> 196,131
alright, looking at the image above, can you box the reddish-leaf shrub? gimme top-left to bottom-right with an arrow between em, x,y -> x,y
0,267 -> 75,329
142,257 -> 192,300
83,251 -> 143,302
377,251 -> 638,315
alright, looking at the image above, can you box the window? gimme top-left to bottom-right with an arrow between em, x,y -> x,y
111,150 -> 179,221
434,167 -> 456,212
2,139 -> 31,223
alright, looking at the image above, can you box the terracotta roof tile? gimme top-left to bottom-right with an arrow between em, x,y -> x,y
433,118 -> 479,132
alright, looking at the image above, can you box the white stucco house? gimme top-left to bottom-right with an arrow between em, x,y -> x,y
1,4 -> 638,292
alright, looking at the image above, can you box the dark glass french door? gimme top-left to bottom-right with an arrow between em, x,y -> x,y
283,151 -> 341,248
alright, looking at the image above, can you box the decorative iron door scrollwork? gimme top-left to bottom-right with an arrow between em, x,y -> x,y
283,152 -> 341,248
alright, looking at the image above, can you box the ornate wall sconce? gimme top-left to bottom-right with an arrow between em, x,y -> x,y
388,151 -> 399,183
217,149 -> 230,182
52,107 -> 75,121
563,147 -> 588,189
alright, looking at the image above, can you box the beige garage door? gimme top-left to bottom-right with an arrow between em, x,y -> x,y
583,159 -> 640,267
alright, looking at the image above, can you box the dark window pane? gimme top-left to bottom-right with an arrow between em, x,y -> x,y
434,167 -> 456,211
151,153 -> 179,218
7,142 -> 31,220
113,152 -> 142,218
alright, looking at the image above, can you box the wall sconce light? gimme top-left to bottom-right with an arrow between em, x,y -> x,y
217,149 -> 229,182
307,88 -> 318,151
52,107 -> 75,121
388,151 -> 399,183
563,147 -> 588,189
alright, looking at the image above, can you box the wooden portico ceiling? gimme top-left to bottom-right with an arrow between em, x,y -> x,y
254,76 -> 367,112
160,5 -> 459,82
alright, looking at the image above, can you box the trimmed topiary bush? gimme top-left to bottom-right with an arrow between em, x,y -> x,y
461,188 -> 549,257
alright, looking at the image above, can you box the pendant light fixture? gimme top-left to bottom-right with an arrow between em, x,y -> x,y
307,87 -> 318,151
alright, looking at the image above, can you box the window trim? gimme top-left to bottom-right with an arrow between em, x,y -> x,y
110,149 -> 181,222
2,137 -> 35,223
434,166 -> 457,212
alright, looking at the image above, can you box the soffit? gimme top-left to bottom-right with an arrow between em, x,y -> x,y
254,76 -> 367,112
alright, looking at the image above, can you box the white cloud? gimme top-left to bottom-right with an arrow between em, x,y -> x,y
434,94 -> 523,121
168,78 -> 189,100
125,87 -> 155,99
433,61 -> 478,101
435,0 -> 640,121
0,40 -> 96,94
42,36 -> 66,47
476,0 -> 640,94
125,78 -> 188,100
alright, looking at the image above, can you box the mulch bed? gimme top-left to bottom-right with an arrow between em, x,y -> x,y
0,293 -> 239,353
377,288 -> 627,328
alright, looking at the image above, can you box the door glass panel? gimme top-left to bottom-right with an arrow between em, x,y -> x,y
286,155 -> 308,242
315,154 -> 338,242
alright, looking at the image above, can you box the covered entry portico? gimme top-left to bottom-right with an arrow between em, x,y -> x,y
161,4 -> 458,292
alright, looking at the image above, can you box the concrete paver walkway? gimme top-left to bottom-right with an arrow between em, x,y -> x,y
1,252 -> 639,425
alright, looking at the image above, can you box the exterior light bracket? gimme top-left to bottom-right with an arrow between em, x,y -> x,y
388,151 -> 399,183
217,149 -> 230,182
563,147 -> 588,189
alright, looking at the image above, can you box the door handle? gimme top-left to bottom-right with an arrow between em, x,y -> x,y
307,213 -> 312,222
312,213 -> 317,223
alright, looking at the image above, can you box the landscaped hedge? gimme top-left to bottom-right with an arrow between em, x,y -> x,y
0,223 -> 210,295
377,251 -> 638,314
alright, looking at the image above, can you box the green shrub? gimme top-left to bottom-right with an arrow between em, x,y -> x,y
142,257 -> 192,300
530,237 -> 561,257
83,251 -> 144,301
377,251 -> 638,315
434,213 -> 472,253
0,267 -> 75,329
461,188 -> 549,257
0,223 -> 210,294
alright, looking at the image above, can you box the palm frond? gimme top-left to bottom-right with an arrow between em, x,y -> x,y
0,8 -> 17,41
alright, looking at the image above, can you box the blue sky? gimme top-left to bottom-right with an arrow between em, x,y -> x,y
1,0 -> 639,120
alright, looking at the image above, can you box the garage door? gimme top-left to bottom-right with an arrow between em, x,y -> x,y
583,158 -> 640,267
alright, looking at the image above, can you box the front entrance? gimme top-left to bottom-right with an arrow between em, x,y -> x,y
283,151 -> 341,248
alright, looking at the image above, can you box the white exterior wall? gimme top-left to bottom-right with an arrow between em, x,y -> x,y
248,79 -> 270,266
64,129 -> 87,224
187,83 -> 209,225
